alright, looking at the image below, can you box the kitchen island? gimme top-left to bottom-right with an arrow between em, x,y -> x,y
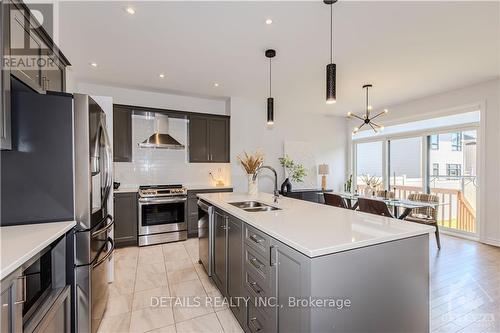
197,192 -> 433,333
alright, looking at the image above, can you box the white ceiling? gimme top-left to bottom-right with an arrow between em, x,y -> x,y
59,1 -> 499,116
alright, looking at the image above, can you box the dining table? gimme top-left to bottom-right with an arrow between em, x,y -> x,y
330,192 -> 439,220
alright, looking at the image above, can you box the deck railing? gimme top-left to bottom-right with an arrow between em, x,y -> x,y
356,184 -> 476,233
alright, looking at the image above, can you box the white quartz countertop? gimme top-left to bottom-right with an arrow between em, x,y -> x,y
197,192 -> 434,258
113,185 -> 233,193
0,221 -> 76,280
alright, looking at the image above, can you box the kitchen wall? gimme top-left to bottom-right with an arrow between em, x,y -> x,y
114,115 -> 230,187
74,82 -> 231,188
229,97 -> 348,194
74,81 -> 349,193
348,78 -> 500,247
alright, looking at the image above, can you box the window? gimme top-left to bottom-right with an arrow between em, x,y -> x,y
430,134 -> 439,150
451,133 -> 462,151
432,163 -> 439,176
446,164 -> 461,177
355,141 -> 383,193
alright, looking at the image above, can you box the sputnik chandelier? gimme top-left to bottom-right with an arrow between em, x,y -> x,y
348,84 -> 388,134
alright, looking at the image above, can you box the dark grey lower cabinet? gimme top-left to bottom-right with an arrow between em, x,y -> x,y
186,188 -> 233,238
212,210 -> 245,324
213,210 -> 228,293
113,192 -> 138,247
227,216 -> 244,322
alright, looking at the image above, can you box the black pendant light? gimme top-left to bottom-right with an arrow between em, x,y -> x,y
325,0 -> 337,104
265,49 -> 276,125
348,84 -> 388,134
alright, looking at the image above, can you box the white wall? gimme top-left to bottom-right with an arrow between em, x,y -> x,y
74,81 -> 228,115
348,78 -> 500,246
230,97 -> 347,194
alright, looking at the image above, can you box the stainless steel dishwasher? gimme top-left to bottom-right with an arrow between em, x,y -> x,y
197,200 -> 214,276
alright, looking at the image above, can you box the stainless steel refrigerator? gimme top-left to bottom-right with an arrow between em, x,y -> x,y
73,94 -> 114,333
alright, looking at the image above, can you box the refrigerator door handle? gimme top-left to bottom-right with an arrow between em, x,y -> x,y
91,215 -> 114,238
93,238 -> 114,268
100,119 -> 113,206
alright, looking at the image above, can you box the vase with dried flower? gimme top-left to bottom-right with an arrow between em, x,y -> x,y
237,151 -> 264,195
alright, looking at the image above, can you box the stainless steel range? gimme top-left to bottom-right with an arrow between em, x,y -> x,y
138,184 -> 188,246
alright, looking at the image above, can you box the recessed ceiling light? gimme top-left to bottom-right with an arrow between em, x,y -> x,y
213,83 -> 219,87
126,7 -> 135,15
89,62 -> 98,67
265,18 -> 273,25
159,73 -> 165,79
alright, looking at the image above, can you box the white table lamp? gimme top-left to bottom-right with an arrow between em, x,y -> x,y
318,164 -> 330,191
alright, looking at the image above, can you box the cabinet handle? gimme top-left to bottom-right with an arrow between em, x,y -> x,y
249,281 -> 262,294
270,245 -> 277,267
14,276 -> 26,304
250,257 -> 263,270
249,317 -> 262,332
250,234 -> 263,244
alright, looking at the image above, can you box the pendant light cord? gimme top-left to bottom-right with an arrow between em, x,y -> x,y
366,86 -> 369,118
330,4 -> 333,63
269,58 -> 272,97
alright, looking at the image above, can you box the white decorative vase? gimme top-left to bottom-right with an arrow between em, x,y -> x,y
248,174 -> 258,195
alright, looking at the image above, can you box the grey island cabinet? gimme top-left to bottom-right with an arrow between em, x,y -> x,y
198,192 -> 433,333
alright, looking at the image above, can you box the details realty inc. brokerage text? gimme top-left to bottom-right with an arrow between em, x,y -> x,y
151,296 -> 352,309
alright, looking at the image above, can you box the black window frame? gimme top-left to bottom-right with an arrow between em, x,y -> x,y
446,163 -> 461,178
451,133 -> 462,151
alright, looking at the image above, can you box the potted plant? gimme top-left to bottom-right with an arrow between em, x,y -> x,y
237,151 -> 264,195
278,155 -> 307,194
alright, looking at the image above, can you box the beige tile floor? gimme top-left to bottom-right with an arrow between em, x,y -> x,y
98,238 -> 242,333
99,235 -> 500,333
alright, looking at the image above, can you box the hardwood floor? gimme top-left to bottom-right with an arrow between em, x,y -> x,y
430,235 -> 500,332
102,235 -> 499,332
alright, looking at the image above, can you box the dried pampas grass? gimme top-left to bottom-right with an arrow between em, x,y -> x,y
237,151 -> 264,174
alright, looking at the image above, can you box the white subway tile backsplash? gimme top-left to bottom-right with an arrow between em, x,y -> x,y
114,114 -> 231,187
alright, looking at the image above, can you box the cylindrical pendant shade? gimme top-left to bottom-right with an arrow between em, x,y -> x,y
267,97 -> 274,125
326,63 -> 336,104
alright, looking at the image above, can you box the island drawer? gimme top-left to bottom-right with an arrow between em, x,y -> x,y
244,269 -> 270,299
246,302 -> 274,333
244,246 -> 271,288
244,224 -> 271,259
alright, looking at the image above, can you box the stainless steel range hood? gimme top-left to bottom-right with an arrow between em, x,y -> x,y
139,113 -> 185,149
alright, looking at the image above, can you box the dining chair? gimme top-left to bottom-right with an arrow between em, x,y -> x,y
405,193 -> 441,250
324,193 -> 348,209
375,190 -> 395,199
357,198 -> 394,218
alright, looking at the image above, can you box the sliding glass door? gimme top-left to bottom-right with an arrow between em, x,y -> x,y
388,137 -> 424,199
355,141 -> 383,195
428,130 -> 477,233
353,127 -> 478,235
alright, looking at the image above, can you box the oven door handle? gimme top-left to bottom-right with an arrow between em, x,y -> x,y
93,238 -> 114,268
91,215 -> 114,238
139,197 -> 187,205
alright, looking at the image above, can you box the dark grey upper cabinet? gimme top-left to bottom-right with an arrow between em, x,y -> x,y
113,192 -> 138,247
209,118 -> 229,162
6,2 -> 69,94
189,115 -> 229,163
188,116 -> 209,162
113,106 -> 133,162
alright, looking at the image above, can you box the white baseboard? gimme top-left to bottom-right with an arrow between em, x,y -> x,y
482,238 -> 500,247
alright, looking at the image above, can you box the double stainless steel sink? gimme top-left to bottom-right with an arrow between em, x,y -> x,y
229,201 -> 281,212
